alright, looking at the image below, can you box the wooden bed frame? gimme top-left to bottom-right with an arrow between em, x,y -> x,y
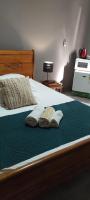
0,50 -> 90,200
0,50 -> 34,78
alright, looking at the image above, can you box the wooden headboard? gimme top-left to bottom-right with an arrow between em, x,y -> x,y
0,50 -> 34,78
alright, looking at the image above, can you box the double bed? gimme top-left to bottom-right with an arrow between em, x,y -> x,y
0,50 -> 90,200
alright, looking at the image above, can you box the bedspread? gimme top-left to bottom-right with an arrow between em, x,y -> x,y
0,101 -> 90,170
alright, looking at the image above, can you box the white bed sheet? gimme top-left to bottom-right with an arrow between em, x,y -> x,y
0,79 -> 73,117
0,79 -> 89,172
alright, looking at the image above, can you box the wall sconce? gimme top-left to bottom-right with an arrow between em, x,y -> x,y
43,61 -> 53,81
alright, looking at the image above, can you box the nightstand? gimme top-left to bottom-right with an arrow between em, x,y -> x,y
42,80 -> 63,92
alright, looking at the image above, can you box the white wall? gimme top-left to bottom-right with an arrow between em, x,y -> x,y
0,0 -> 89,89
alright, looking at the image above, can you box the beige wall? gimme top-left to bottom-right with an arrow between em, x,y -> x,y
0,0 -> 89,90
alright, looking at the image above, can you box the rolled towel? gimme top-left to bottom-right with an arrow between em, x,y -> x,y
50,110 -> 63,128
39,107 -> 55,128
25,106 -> 44,127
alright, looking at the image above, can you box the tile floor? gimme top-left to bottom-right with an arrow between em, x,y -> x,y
64,91 -> 90,106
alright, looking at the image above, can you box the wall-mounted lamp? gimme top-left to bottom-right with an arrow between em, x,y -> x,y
43,61 -> 54,81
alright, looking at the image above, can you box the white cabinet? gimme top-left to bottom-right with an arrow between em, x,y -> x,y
72,71 -> 90,93
72,58 -> 90,94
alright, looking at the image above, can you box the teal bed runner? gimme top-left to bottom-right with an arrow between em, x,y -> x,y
0,101 -> 90,170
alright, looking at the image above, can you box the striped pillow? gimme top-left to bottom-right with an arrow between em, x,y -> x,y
0,77 -> 37,109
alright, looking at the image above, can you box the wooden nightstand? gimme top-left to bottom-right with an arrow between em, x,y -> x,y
42,80 -> 63,92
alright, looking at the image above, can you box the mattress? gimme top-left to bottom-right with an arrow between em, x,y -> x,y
0,79 -> 90,171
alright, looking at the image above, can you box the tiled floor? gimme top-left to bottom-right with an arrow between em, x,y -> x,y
64,91 -> 90,106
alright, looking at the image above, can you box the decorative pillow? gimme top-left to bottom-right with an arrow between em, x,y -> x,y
0,77 -> 37,109
0,74 -> 25,106
0,88 -> 3,105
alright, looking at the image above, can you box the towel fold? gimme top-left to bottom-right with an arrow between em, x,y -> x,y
39,107 -> 55,128
25,106 -> 44,127
50,110 -> 63,128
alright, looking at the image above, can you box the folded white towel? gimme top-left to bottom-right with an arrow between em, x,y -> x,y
39,107 -> 55,128
50,110 -> 63,128
25,106 -> 44,127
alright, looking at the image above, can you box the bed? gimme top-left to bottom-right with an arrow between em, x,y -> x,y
0,50 -> 90,200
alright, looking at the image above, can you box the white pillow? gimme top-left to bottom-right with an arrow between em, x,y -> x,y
0,73 -> 25,80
